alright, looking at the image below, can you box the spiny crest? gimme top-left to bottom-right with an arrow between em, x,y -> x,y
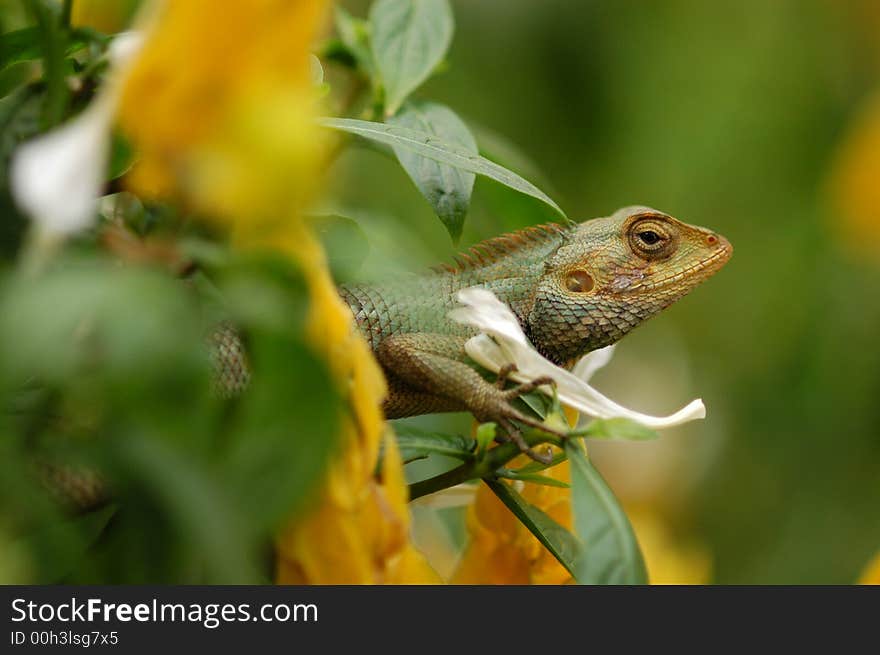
434,223 -> 569,274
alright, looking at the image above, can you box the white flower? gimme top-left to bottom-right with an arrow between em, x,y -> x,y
449,287 -> 706,429
10,32 -> 144,236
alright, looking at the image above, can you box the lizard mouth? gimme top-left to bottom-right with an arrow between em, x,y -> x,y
627,237 -> 732,292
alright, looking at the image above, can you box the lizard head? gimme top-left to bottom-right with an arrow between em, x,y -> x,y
526,206 -> 732,365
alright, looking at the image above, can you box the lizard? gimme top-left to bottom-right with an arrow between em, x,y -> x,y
339,205 -> 732,460
39,205 -> 732,507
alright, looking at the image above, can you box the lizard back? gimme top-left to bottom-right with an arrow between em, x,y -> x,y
340,223 -> 571,352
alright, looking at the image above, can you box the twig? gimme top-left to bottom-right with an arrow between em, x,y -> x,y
407,428 -> 563,501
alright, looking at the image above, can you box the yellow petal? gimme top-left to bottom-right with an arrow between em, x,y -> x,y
858,551 -> 880,584
625,507 -> 712,585
452,454 -> 574,585
272,229 -> 438,584
117,0 -> 329,222
828,93 -> 880,262
72,0 -> 138,33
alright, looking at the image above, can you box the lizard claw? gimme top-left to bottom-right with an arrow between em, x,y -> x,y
501,375 -> 555,401
498,417 -> 554,465
486,382 -> 565,464
494,363 -> 519,390
494,365 -> 555,401
483,374 -> 566,440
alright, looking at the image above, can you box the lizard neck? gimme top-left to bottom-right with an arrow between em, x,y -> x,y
447,229 -> 570,323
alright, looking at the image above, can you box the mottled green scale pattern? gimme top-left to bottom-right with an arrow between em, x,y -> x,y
38,461 -> 106,510
340,224 -> 569,351
210,322 -> 251,397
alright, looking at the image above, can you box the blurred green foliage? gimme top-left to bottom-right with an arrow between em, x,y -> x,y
0,1 -> 349,584
0,249 -> 343,583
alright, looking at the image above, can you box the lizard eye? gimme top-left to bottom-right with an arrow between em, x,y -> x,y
637,230 -> 661,245
628,219 -> 676,259
564,269 -> 594,293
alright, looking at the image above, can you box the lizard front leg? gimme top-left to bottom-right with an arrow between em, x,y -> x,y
375,333 -> 558,463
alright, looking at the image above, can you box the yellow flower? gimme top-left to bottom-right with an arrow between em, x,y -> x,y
273,226 -> 439,584
625,507 -> 711,585
72,0 -> 139,33
452,454 -> 574,585
115,0 -> 437,584
827,93 -> 880,261
858,551 -> 880,584
117,0 -> 329,225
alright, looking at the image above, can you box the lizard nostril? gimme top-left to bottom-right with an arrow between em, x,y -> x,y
706,234 -> 718,245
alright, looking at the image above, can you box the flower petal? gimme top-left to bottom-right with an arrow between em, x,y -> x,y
11,96 -> 114,235
448,286 -> 530,346
571,344 -> 616,382
450,287 -> 706,429
107,31 -> 145,66
10,31 -> 144,237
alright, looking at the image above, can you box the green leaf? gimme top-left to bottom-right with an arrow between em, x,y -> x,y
27,0 -> 70,128
565,440 -> 648,584
486,478 -> 581,578
0,60 -> 40,99
389,101 -> 477,241
107,132 -> 135,180
575,417 -> 659,441
369,0 -> 454,116
517,390 -> 549,419
308,213 -> 369,281
0,258 -> 207,387
214,253 -> 310,337
110,431 -> 259,583
0,26 -> 90,69
1,27 -> 42,65
475,421 -> 496,457
393,425 -> 475,463
334,6 -> 375,78
318,117 -> 566,219
221,333 -> 341,530
497,470 -> 570,488
10,504 -> 117,584
0,84 -> 43,185
514,450 -> 568,475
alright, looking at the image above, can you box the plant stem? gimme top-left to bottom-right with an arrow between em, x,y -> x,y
27,0 -> 69,128
61,0 -> 73,27
407,463 -> 481,500
407,430 -> 562,501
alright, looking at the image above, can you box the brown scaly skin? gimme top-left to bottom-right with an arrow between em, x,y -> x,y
341,206 -> 732,457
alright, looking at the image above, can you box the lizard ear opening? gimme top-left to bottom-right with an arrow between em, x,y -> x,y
564,270 -> 594,293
